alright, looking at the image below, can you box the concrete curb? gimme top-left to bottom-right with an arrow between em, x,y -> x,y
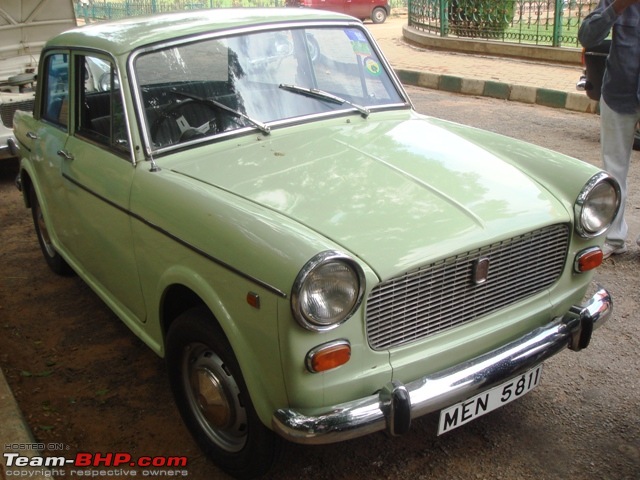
396,68 -> 599,114
1,368 -> 50,479
401,23 -> 583,65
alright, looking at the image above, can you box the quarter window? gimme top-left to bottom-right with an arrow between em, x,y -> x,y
41,53 -> 69,128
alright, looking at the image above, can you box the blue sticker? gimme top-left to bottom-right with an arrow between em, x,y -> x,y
344,28 -> 367,42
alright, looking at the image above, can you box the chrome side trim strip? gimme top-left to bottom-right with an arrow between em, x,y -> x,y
61,172 -> 288,298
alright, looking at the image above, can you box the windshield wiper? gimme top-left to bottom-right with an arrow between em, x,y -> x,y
170,89 -> 271,135
279,84 -> 370,118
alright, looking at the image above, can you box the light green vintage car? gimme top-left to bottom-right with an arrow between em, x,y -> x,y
14,8 -> 619,479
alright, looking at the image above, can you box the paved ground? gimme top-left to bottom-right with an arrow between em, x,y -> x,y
0,15 -> 602,480
371,17 -> 583,92
368,17 -> 595,112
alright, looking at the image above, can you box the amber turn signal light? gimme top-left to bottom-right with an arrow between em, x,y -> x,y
306,340 -> 351,373
574,247 -> 603,273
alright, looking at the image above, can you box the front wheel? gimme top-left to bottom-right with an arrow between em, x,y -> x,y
165,307 -> 280,479
633,122 -> 640,151
371,7 -> 387,24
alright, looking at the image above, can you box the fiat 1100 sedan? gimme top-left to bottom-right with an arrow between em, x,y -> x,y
14,8 -> 619,479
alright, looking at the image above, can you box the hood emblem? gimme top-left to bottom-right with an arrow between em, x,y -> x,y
473,257 -> 490,285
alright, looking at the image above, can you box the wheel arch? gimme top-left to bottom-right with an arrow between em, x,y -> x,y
158,279 -> 246,354
164,304 -> 282,477
156,276 -> 289,428
160,283 -> 207,338
18,168 -> 34,209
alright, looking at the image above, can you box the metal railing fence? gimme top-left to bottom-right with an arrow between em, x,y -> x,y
75,0 -> 597,48
407,0 -> 598,47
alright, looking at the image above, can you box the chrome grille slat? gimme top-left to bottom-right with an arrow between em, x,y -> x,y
0,100 -> 34,128
366,224 -> 570,350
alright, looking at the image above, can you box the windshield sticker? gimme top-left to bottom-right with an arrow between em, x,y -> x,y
344,28 -> 367,42
364,57 -> 381,76
344,28 -> 372,56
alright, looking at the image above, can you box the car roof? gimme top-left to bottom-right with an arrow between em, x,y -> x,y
44,8 -> 357,56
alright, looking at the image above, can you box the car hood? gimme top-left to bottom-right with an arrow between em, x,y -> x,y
0,0 -> 76,80
171,115 -> 570,280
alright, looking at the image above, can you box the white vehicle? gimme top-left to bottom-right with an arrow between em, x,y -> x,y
0,0 -> 77,160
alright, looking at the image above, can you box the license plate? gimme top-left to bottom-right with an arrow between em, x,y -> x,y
437,364 -> 543,435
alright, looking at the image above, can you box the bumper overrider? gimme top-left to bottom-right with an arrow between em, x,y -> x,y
1,136 -> 19,161
273,287 -> 612,444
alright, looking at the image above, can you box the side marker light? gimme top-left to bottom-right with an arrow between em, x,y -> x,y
575,247 -> 603,273
306,340 -> 351,373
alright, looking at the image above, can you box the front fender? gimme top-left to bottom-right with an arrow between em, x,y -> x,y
145,260 -> 290,427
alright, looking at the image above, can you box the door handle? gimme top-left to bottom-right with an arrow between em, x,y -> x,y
26,131 -> 38,139
57,150 -> 74,161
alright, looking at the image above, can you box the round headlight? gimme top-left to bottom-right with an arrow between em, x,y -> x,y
575,173 -> 621,238
291,251 -> 365,331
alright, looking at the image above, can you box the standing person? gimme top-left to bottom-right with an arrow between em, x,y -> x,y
79,0 -> 91,24
578,0 -> 640,258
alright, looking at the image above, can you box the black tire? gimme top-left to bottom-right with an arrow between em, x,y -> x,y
371,7 -> 387,24
165,307 -> 281,479
633,123 -> 640,151
30,186 -> 73,276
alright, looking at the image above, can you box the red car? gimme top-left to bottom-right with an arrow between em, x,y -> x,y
287,0 -> 390,23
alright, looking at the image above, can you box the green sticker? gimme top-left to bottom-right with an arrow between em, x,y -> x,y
351,40 -> 371,56
365,57 -> 381,76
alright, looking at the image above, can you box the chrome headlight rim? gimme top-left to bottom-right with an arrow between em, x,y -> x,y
291,250 -> 366,332
574,172 -> 621,238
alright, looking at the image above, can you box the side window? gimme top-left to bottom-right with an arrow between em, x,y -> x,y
41,53 -> 70,128
76,55 -> 129,153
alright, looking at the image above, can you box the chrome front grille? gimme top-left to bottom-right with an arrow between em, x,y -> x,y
0,100 -> 34,128
366,224 -> 570,350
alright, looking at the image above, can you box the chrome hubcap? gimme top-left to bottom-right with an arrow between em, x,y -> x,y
184,344 -> 248,452
191,367 -> 231,428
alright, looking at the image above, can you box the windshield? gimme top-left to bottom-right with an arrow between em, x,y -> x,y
133,26 -> 405,150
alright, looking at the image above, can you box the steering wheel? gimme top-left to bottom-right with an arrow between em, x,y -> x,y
150,97 -> 224,146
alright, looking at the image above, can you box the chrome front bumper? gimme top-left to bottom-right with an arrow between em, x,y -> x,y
273,287 -> 612,444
